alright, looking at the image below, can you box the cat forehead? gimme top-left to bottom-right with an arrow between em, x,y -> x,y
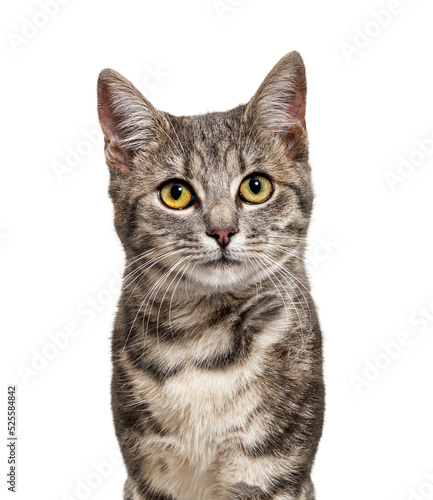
158,144 -> 245,201
188,148 -> 243,198
176,106 -> 244,139
167,107 -> 265,183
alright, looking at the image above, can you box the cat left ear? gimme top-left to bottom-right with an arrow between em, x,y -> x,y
245,51 -> 308,158
97,69 -> 165,176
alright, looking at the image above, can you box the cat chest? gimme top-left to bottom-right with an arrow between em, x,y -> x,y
121,312 -> 287,465
119,320 -> 288,497
127,353 -> 264,441
125,313 -> 287,428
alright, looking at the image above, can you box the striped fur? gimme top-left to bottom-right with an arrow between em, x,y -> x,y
97,51 -> 324,500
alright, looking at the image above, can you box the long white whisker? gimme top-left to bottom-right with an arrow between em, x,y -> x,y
252,252 -> 306,355
156,256 -> 192,334
252,256 -> 290,325
124,248 -> 184,293
260,251 -> 312,326
265,245 -> 312,294
168,259 -> 196,331
122,250 -> 184,352
142,257 -> 188,353
125,241 -> 175,269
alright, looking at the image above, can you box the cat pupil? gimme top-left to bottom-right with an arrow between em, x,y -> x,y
171,185 -> 183,200
249,178 -> 262,194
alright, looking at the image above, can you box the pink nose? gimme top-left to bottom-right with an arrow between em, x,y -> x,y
207,229 -> 237,249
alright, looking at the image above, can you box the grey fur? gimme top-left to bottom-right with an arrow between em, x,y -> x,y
97,51 -> 324,500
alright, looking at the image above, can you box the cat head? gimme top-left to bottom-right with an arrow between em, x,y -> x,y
97,51 -> 313,292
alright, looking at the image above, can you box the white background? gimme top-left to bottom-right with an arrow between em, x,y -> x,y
2,0 -> 433,499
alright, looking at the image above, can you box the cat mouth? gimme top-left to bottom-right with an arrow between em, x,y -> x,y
218,254 -> 229,265
204,255 -> 229,266
208,252 -> 241,267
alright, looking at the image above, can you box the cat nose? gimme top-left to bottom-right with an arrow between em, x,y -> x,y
207,229 -> 238,249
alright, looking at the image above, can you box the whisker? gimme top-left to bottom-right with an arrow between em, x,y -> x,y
244,253 -> 263,304
259,251 -> 312,326
154,117 -> 183,158
124,241 -> 175,269
252,256 -> 291,325
247,243 -> 304,262
242,115 -> 261,156
142,257 -> 188,354
237,110 -> 244,156
154,256 -> 192,343
251,251 -> 309,355
122,250 -> 185,352
166,114 -> 185,155
123,248 -> 184,289
168,259 -> 197,331
264,245 -> 312,293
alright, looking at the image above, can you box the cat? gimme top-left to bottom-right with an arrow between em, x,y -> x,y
97,51 -> 324,500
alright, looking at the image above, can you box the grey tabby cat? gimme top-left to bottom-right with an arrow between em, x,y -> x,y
97,51 -> 324,500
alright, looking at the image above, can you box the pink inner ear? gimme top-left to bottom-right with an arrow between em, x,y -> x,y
285,90 -> 306,129
293,98 -> 306,127
108,142 -> 132,175
281,123 -> 306,160
99,115 -> 118,142
98,93 -> 132,175
277,86 -> 307,155
97,91 -> 121,142
278,92 -> 307,159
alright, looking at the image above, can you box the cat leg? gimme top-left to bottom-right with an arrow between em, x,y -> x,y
124,477 -> 140,500
228,478 -> 315,500
271,479 -> 315,500
123,476 -> 178,500
221,445 -> 317,500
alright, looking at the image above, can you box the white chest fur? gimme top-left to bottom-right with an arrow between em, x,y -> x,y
121,310 -> 289,499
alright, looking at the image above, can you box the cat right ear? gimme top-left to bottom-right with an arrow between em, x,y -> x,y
97,69 -> 163,176
245,51 -> 308,159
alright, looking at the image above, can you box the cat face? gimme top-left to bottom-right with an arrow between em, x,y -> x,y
97,52 -> 313,292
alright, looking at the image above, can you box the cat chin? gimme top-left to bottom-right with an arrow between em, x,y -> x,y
188,260 -> 254,293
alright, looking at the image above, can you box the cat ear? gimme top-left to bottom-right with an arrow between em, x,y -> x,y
97,69 -> 164,176
245,51 -> 307,158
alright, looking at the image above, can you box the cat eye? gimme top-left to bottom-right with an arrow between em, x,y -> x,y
159,180 -> 195,209
239,174 -> 273,204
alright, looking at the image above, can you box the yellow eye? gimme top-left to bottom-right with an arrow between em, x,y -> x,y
239,175 -> 273,204
160,180 -> 194,209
